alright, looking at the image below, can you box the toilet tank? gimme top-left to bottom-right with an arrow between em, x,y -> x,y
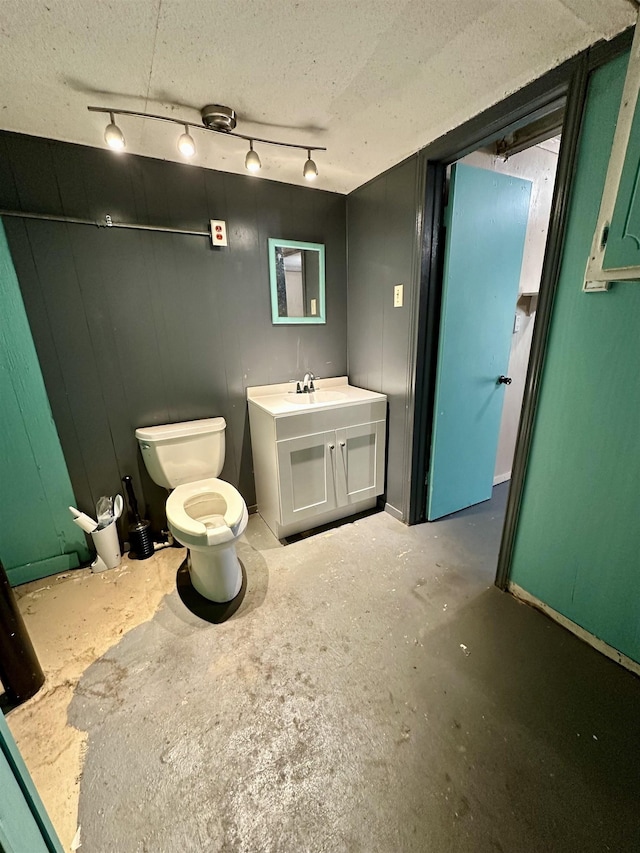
135,417 -> 226,489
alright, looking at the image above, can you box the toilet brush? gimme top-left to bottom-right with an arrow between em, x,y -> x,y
122,475 -> 154,560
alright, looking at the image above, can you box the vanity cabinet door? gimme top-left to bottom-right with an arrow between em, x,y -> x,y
277,431 -> 338,526
335,421 -> 386,505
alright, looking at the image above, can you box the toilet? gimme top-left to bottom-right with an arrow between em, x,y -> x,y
135,417 -> 248,603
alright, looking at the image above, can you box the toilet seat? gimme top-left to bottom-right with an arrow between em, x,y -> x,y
166,478 -> 246,547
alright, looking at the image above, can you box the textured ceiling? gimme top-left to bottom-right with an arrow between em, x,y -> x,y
0,0 -> 635,193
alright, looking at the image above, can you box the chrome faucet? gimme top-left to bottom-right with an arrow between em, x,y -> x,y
288,371 -> 318,393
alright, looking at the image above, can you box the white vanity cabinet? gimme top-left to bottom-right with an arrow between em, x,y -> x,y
247,379 -> 387,539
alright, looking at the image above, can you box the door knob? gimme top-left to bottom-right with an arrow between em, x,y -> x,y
498,375 -> 512,385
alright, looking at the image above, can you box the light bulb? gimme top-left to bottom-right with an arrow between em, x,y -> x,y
303,150 -> 318,181
177,126 -> 196,158
245,141 -> 261,173
104,113 -> 125,151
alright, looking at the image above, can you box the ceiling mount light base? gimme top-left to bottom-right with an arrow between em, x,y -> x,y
200,104 -> 237,132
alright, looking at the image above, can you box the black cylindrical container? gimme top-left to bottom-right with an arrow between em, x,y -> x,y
122,475 -> 155,560
0,560 -> 45,704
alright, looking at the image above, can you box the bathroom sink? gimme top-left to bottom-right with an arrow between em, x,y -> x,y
246,376 -> 387,416
247,377 -> 388,540
286,390 -> 348,405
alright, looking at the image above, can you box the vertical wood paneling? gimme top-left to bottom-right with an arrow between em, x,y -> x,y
0,221 -> 89,583
346,157 -> 422,518
3,219 -> 94,515
0,136 -> 21,210
3,136 -> 63,215
25,221 -> 123,498
0,131 -> 347,526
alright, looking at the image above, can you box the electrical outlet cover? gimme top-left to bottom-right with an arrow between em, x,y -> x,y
210,220 -> 228,247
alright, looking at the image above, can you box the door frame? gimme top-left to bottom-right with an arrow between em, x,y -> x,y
407,26 -> 634,590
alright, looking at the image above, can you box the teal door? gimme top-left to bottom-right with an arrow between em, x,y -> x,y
0,220 -> 89,585
427,163 -> 531,520
0,712 -> 64,852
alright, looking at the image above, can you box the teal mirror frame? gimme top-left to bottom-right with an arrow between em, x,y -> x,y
268,238 -> 326,324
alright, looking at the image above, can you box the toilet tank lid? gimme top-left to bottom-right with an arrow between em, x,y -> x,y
135,417 -> 226,443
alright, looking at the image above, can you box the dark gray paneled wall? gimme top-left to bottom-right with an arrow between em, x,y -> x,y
0,131 -> 347,531
347,157 -> 423,519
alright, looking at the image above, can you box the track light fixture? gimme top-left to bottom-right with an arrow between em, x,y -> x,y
245,140 -> 261,173
104,112 -> 125,151
89,103 -> 325,179
177,125 -> 196,158
303,149 -> 318,181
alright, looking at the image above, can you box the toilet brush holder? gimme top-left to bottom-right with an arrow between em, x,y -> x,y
128,520 -> 154,560
122,475 -> 155,560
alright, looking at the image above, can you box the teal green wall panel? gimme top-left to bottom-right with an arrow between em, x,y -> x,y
510,51 -> 640,663
8,553 -> 81,587
0,219 -> 89,584
0,711 -> 64,852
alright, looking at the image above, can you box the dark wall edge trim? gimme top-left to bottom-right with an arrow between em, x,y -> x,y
408,162 -> 445,524
494,53 -> 592,588
401,155 -> 429,518
587,26 -> 634,70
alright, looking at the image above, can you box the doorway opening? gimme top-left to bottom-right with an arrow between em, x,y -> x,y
428,116 -> 563,524
465,135 -> 562,494
405,26 -> 632,592
412,101 -> 567,566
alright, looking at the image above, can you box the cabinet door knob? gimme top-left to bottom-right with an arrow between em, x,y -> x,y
339,440 -> 346,447
498,375 -> 512,385
329,443 -> 335,450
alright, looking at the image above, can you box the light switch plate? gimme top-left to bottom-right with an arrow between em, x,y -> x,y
394,284 -> 403,307
210,219 -> 228,247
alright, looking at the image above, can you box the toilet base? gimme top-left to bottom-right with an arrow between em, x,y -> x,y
187,542 -> 243,603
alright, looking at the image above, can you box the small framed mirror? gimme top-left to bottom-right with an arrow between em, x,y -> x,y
268,238 -> 325,324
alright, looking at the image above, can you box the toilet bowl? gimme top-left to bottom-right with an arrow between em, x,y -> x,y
135,417 -> 248,603
166,478 -> 248,602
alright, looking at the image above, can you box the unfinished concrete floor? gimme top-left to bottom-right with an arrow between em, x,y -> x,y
6,486 -> 640,852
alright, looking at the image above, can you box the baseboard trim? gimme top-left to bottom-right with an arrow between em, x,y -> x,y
9,552 -> 81,587
384,502 -> 404,522
493,472 -> 511,486
509,582 -> 640,677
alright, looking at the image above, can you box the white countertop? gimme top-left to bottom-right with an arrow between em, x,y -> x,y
246,376 -> 386,416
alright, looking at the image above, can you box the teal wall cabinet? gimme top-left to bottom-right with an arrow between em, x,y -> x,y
584,24 -> 640,290
0,220 -> 89,585
602,83 -> 640,271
